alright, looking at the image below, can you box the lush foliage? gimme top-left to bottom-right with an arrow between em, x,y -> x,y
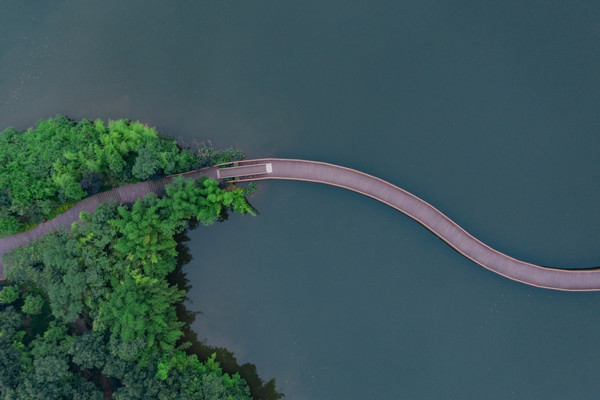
1,175 -> 256,399
0,116 -> 245,237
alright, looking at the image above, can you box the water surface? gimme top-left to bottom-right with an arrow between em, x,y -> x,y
1,2 -> 599,399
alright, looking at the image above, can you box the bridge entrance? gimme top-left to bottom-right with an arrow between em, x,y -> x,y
217,162 -> 273,180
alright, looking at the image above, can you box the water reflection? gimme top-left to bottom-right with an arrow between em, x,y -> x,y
169,224 -> 283,400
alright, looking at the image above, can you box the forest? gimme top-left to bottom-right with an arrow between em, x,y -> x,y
0,117 -> 278,399
0,115 -> 243,237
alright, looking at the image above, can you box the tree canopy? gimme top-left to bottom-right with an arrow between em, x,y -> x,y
0,114 -> 265,398
0,116 -> 245,237
1,174 -> 257,399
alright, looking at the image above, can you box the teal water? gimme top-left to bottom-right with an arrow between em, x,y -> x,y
1,2 -> 600,398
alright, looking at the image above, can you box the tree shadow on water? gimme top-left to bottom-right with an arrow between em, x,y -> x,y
168,225 -> 284,400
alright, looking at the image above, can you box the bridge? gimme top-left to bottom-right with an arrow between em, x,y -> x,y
1,158 -> 599,291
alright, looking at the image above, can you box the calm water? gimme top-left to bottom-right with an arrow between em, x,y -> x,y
1,2 -> 600,399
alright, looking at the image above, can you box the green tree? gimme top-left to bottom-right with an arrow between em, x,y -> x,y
113,352 -> 251,400
40,233 -> 87,323
0,285 -> 20,304
11,321 -> 104,400
0,215 -> 23,236
21,294 -> 44,315
163,176 -> 255,226
108,194 -> 183,279
0,139 -> 261,398
69,331 -> 107,370
132,141 -> 164,180
0,306 -> 29,392
94,270 -> 184,363
0,116 -> 204,236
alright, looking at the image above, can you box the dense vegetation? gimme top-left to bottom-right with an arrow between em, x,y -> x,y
0,175 -> 257,399
0,116 -> 283,398
0,116 -> 244,236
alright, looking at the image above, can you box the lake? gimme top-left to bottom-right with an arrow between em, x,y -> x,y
1,1 -> 599,398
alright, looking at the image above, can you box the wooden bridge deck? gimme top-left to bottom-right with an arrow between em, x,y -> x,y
217,163 -> 272,179
1,158 -> 599,291
219,158 -> 600,291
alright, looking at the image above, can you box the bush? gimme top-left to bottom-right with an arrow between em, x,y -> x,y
194,146 -> 245,168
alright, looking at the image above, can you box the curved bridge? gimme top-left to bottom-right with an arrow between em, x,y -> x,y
1,158 -> 599,291
218,158 -> 600,292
